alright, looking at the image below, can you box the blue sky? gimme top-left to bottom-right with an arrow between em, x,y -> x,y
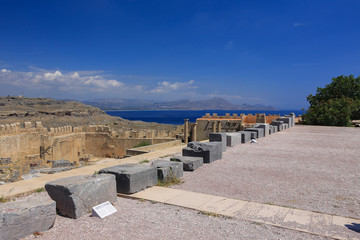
1,0 -> 360,109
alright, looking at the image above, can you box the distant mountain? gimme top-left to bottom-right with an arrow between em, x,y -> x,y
83,98 -> 276,111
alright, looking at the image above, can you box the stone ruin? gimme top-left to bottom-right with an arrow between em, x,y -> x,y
182,112 -> 298,142
0,121 -> 180,183
0,113 -> 296,239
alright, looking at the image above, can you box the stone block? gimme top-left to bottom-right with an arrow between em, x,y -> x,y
225,132 -> 242,147
170,155 -> 203,171
0,196 -> 56,240
244,128 -> 264,138
271,121 -> 284,131
250,132 -> 257,139
289,113 -> 296,127
52,159 -> 72,168
99,164 -> 157,194
209,132 -> 227,152
270,126 -> 277,134
282,123 -> 289,129
277,117 -> 291,128
183,142 -> 222,163
283,116 -> 293,128
45,174 -> 117,219
237,131 -> 251,143
253,123 -> 270,137
151,160 -> 183,180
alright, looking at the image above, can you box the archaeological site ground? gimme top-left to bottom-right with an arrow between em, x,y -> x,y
0,99 -> 359,240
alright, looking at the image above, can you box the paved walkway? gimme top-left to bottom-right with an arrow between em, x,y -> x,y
0,144 -> 186,198
128,186 -> 360,240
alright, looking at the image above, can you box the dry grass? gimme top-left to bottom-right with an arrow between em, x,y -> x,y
156,175 -> 183,187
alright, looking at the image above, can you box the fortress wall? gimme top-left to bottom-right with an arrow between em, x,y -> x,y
0,131 -> 45,181
84,133 -> 122,159
266,115 -> 280,124
0,121 -> 179,181
243,114 -> 257,124
50,134 -> 86,164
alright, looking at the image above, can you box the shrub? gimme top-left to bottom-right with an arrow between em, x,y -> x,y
303,75 -> 360,126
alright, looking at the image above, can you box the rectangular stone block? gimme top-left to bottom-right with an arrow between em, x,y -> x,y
244,128 -> 264,138
182,142 -> 222,163
45,174 -> 117,219
289,113 -> 296,127
282,123 -> 289,129
277,117 -> 291,128
250,132 -> 257,139
254,123 -> 270,137
99,164 -> 157,194
151,159 -> 183,180
271,121 -> 284,131
0,196 -> 56,240
270,126 -> 277,134
209,132 -> 227,152
170,155 -> 203,171
253,123 -> 270,137
237,131 -> 251,143
225,132 -> 242,147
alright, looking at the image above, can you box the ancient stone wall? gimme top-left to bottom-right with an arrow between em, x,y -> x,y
192,113 -> 281,141
0,122 -> 177,182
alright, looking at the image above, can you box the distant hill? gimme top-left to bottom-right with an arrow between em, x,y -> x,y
0,96 -> 105,118
0,96 -> 178,130
83,97 -> 276,111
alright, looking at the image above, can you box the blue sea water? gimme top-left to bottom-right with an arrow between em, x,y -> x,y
106,110 -> 305,125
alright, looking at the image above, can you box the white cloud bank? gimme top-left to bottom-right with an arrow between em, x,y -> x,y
0,68 -> 198,98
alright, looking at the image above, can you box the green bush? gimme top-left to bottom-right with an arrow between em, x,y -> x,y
303,75 -> 360,126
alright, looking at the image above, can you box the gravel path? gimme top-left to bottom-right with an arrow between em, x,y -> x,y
173,125 -> 360,219
22,193 -> 327,240
16,125 -> 359,239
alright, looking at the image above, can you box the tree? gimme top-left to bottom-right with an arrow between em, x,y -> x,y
302,75 -> 360,126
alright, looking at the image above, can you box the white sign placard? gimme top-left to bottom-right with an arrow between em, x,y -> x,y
92,201 -> 117,219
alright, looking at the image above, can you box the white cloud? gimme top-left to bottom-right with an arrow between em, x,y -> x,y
44,70 -> 62,81
0,67 -> 200,99
150,80 -> 197,94
0,68 -> 125,92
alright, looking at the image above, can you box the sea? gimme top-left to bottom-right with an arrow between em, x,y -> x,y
106,110 -> 305,125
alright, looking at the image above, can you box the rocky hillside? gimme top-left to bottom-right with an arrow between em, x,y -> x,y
0,96 -> 105,118
0,96 -> 178,130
